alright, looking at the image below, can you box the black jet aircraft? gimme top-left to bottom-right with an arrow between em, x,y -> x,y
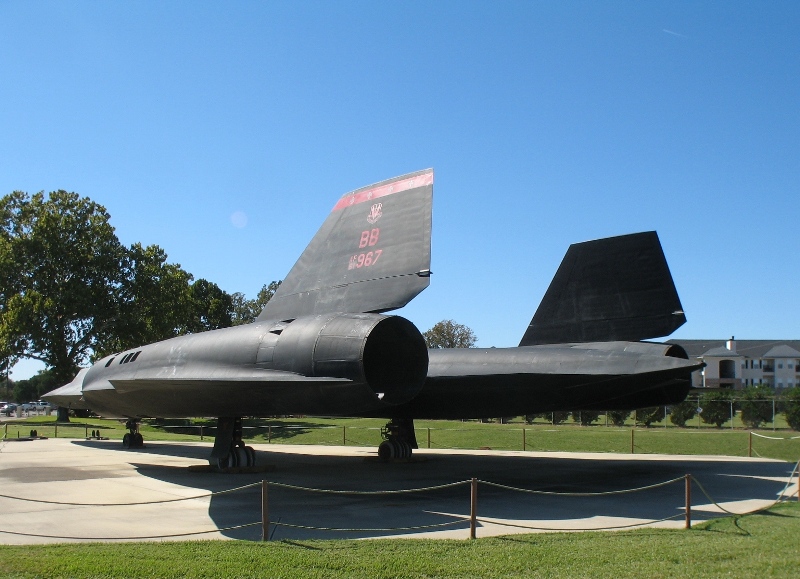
44,169 -> 703,465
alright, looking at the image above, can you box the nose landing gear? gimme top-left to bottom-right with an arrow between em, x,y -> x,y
122,419 -> 144,448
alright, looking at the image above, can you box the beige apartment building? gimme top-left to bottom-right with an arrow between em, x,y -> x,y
667,338 -> 800,390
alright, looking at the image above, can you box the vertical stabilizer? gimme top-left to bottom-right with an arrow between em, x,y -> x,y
519,231 -> 686,345
259,170 -> 433,322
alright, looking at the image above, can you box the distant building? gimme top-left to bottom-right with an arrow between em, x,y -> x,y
667,338 -> 800,390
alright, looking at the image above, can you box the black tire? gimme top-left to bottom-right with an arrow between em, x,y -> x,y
122,433 -> 131,448
133,433 -> 144,447
245,446 -> 256,467
378,440 -> 395,461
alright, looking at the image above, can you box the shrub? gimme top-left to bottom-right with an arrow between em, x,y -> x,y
607,410 -> 631,427
635,407 -> 665,427
784,387 -> 800,431
700,390 -> 733,428
669,400 -> 697,427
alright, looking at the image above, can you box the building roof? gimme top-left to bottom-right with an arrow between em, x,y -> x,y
701,346 -> 743,358
667,339 -> 800,359
762,345 -> 800,358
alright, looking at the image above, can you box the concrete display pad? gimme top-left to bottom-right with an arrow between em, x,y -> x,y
0,438 -> 795,544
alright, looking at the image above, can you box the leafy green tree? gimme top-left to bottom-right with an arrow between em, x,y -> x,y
187,279 -> 233,333
231,281 -> 281,325
12,368 -> 58,402
550,411 -> 570,425
635,406 -> 665,427
0,191 -> 125,386
607,410 -> 631,427
96,243 -> 194,356
783,387 -> 800,431
700,390 -> 734,428
738,385 -> 774,429
669,400 -> 698,427
423,320 -> 477,349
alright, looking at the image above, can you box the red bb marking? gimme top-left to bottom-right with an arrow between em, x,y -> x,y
358,228 -> 380,248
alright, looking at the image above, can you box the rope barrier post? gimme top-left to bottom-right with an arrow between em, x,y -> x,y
685,474 -> 692,529
268,425 -> 271,443
261,480 -> 269,541
85,425 -> 88,438
470,478 -> 478,540
522,428 -> 526,451
343,425 -> 346,446
748,431 -> 752,457
427,427 -> 431,449
54,423 -> 57,438
200,425 -> 204,441
630,429 -> 634,454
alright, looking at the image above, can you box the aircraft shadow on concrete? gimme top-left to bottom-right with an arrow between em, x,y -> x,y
70,441 -> 796,541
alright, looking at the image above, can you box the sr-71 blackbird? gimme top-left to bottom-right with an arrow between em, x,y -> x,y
44,169 -> 703,465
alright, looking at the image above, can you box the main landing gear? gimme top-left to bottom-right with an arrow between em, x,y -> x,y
122,419 -> 144,448
378,417 -> 418,461
209,417 -> 256,469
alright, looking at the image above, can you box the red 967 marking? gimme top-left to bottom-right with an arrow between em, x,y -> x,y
349,249 -> 382,270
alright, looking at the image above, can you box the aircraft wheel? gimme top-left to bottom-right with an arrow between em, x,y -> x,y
234,446 -> 248,467
245,446 -> 256,467
133,433 -> 144,447
122,433 -> 132,448
378,440 -> 394,461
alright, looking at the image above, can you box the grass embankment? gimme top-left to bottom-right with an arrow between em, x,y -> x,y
0,502 -> 798,578
7,415 -> 800,462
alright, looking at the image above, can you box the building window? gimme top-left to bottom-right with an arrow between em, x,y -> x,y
779,363 -> 783,369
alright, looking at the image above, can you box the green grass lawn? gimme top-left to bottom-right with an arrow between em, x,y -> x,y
6,415 -> 800,462
0,502 -> 798,578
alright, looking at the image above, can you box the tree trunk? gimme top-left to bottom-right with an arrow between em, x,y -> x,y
56,406 -> 70,423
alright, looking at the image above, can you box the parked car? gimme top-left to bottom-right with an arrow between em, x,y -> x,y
0,403 -> 18,416
19,402 -> 36,412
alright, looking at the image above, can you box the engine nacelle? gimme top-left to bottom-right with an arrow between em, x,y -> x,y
262,312 -> 428,407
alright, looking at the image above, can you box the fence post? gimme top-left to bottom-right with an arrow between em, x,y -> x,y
261,480 -> 269,541
54,423 -> 57,438
685,474 -> 692,529
748,431 -> 752,457
470,478 -> 478,540
427,427 -> 431,449
268,425 -> 271,443
630,429 -> 634,454
85,425 -> 88,438
343,425 -> 346,446
522,428 -> 526,451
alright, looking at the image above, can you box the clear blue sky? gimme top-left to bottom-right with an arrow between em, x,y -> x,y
2,1 -> 798,380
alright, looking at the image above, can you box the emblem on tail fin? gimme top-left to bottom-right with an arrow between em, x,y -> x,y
367,203 -> 383,224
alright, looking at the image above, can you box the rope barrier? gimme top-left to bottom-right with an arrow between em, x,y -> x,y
272,519 -> 468,533
0,481 -> 261,506
0,521 -> 261,541
478,476 -> 685,497
691,459 -> 800,517
477,512 -> 687,532
264,480 -> 471,495
751,432 -> 800,440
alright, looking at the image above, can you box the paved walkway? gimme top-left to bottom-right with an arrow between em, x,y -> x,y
0,437 -> 795,543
